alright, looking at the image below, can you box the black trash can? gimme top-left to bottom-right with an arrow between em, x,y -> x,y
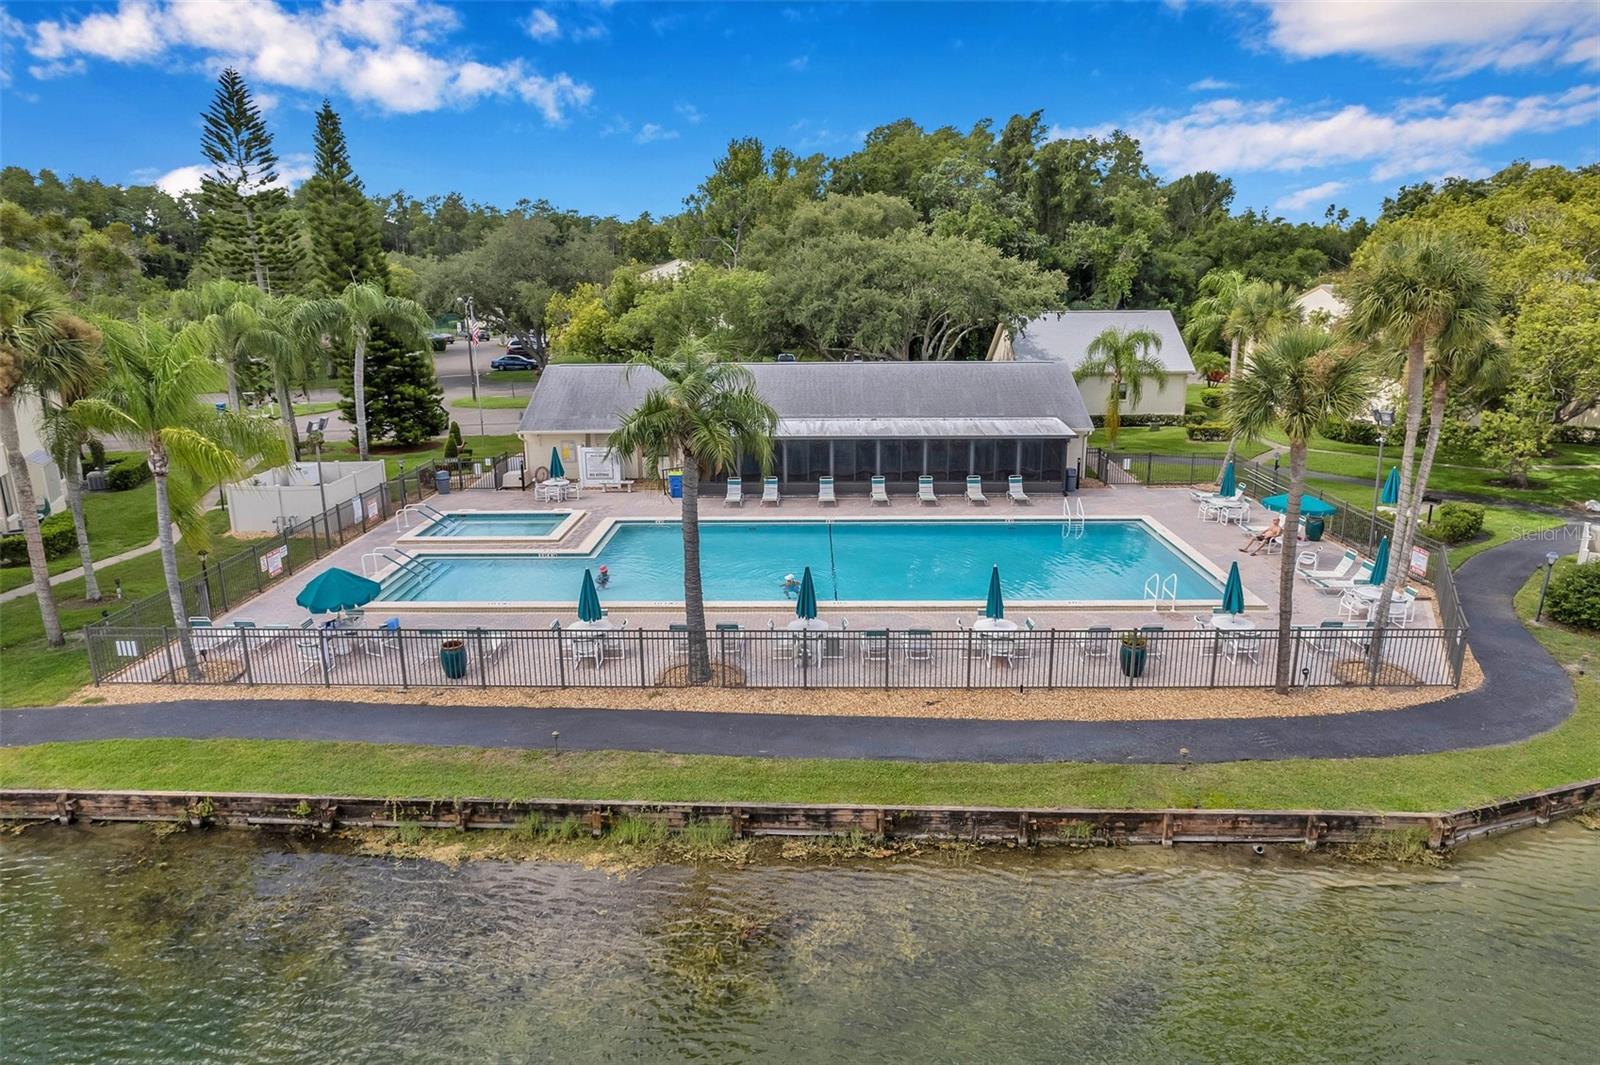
434,470 -> 451,495
1064,467 -> 1079,493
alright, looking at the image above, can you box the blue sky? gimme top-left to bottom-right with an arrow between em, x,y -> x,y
2,1 -> 1596,221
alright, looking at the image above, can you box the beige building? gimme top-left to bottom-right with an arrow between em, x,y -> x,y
1,393 -> 67,533
988,310 -> 1195,419
1296,283 -> 1348,323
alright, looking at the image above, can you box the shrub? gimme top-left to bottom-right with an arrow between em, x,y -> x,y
1199,388 -> 1225,410
1185,421 -> 1231,442
85,439 -> 107,470
1320,418 -> 1382,446
449,421 -> 463,446
1421,502 -> 1486,544
442,435 -> 459,461
0,512 -> 78,566
104,455 -> 151,492
1089,413 -> 1187,429
1546,564 -> 1600,631
1552,424 -> 1599,446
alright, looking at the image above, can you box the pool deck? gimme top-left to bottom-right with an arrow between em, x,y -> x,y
215,482 -> 1440,633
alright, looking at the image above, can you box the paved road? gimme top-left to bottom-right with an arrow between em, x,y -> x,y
1,523 -> 1580,764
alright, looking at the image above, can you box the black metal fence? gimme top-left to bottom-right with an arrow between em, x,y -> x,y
87,454 -> 511,632
86,622 -> 1466,691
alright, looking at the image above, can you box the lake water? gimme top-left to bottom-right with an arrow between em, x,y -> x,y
2,825 -> 1596,1063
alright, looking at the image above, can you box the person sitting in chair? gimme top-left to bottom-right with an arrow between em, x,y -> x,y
1241,516 -> 1283,556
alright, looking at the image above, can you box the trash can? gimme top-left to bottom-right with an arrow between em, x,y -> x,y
1305,515 -> 1325,541
668,470 -> 683,499
439,639 -> 468,679
1064,467 -> 1079,493
434,469 -> 451,495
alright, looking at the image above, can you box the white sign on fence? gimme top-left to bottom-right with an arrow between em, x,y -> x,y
1410,546 -> 1429,577
366,496 -> 380,521
351,498 -> 363,525
578,446 -> 622,485
115,639 -> 138,657
261,545 -> 287,577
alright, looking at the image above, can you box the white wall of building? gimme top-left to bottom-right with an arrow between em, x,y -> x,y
0,393 -> 67,533
1074,372 -> 1190,418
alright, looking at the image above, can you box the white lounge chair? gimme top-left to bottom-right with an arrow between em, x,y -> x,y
917,475 -> 937,505
904,628 -> 933,662
1309,563 -> 1375,595
817,476 -> 837,506
724,477 -> 743,506
1300,549 -> 1359,584
1006,475 -> 1029,504
870,475 -> 890,505
965,475 -> 987,505
760,476 -> 780,506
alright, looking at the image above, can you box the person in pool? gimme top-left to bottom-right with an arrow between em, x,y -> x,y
782,573 -> 800,598
596,565 -> 611,589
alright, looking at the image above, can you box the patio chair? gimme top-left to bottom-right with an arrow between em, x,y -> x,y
821,631 -> 846,660
1010,618 -> 1037,660
600,619 -> 629,661
862,630 -> 890,661
570,633 -> 603,668
1006,475 -> 1029,505
724,477 -> 743,507
669,622 -> 689,656
361,617 -> 402,658
1338,588 -> 1368,620
1225,631 -> 1262,663
1386,592 -> 1416,627
818,476 -> 837,506
1310,619 -> 1345,655
1300,549 -> 1359,583
760,477 -> 781,506
965,475 -> 988,505
1082,625 -> 1113,659
231,619 -> 257,629
294,631 -> 331,677
904,628 -> 933,662
1139,624 -> 1166,659
715,622 -> 745,659
870,476 -> 890,505
187,616 -> 213,628
917,475 -> 937,505
986,635 -> 1015,666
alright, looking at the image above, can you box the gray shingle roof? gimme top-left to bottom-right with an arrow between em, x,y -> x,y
1010,310 -> 1194,373
519,361 -> 1093,437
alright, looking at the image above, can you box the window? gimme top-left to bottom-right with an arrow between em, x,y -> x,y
832,439 -> 876,482
0,472 -> 14,522
879,439 -> 921,481
926,439 -> 973,481
784,440 -> 830,482
972,440 -> 1016,481
1019,440 -> 1068,483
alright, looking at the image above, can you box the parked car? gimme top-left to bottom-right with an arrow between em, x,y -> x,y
491,354 -> 538,371
775,352 -> 798,363
504,336 -> 532,354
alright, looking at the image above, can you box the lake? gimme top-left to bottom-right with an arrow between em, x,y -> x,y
2,824 -> 1596,1063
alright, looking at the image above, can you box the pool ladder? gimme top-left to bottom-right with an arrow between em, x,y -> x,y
396,502 -> 460,532
1060,497 -> 1086,538
1143,572 -> 1178,613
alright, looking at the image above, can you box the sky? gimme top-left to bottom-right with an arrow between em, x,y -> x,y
1,1 -> 1597,222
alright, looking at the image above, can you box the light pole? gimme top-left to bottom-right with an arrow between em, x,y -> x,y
1369,404 -> 1395,546
456,296 -> 487,441
1535,551 -> 1560,621
306,417 -> 331,522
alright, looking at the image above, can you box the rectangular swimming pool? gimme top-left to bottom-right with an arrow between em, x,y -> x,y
379,518 -> 1224,605
412,512 -> 571,538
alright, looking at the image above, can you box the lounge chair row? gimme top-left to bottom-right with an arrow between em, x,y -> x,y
726,475 -> 1032,506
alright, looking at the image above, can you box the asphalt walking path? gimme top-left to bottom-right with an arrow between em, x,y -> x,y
1,523 -> 1581,765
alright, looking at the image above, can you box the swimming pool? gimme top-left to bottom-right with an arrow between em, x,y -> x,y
407,511 -> 573,539
378,518 -> 1225,606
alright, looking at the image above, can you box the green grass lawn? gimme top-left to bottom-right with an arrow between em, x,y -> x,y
1089,425 -> 1270,459
318,433 -> 524,477
260,400 -> 340,417
5,568 -> 1595,812
450,396 -> 528,410
483,369 -> 537,384
0,481 -> 161,593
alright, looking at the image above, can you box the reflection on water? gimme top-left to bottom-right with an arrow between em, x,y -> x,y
2,825 -> 1597,1064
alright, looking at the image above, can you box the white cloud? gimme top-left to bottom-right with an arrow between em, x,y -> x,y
1188,76 -> 1235,91
23,0 -> 592,119
787,54 -> 810,72
1274,180 -> 1347,212
525,8 -> 560,41
634,123 -> 678,144
1110,86 -> 1600,182
1246,0 -> 1600,75
675,102 -> 703,125
152,151 -> 314,196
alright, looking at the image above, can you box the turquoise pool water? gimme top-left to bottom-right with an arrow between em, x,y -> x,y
415,511 -> 568,538
381,519 -> 1221,604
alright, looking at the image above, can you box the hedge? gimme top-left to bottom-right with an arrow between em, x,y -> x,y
1546,564 -> 1600,631
1199,389 -> 1225,410
104,455 -> 151,492
0,511 -> 78,567
1089,413 -> 1188,429
1421,502 -> 1486,544
1552,425 -> 1600,446
1185,421 -> 1231,442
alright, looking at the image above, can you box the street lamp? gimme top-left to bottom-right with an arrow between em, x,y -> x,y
1369,405 -> 1396,546
1535,551 -> 1561,621
456,295 -> 487,441
197,548 -> 212,618
306,417 -> 331,522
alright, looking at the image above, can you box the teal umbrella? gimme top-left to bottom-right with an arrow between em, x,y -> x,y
1260,492 -> 1338,516
983,565 -> 1005,620
794,566 -> 818,621
1379,466 -> 1400,506
295,567 -> 380,615
1220,561 -> 1245,615
577,569 -> 603,623
1218,460 -> 1236,497
548,447 -> 565,479
1369,536 -> 1391,585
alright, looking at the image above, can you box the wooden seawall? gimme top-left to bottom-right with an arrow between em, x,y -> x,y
4,779 -> 1596,851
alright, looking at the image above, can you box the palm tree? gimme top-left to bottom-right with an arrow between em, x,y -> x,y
0,268 -> 103,646
1341,228 -> 1499,662
608,336 -> 777,683
1182,269 -> 1249,381
171,279 -> 277,412
1212,280 -> 1302,473
1075,327 -> 1166,446
40,383 -> 105,601
1229,325 -> 1372,692
295,281 -> 430,461
259,293 -> 320,459
74,316 -> 285,679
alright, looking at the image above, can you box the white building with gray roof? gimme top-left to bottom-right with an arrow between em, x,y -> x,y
987,309 -> 1195,420
518,361 -> 1094,491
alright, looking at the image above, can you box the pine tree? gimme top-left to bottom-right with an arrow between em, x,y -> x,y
196,68 -> 303,293
334,325 -> 447,447
301,100 -> 388,295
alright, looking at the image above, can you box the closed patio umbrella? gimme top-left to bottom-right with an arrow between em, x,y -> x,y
1218,460 -> 1236,497
548,447 -> 565,480
1220,561 -> 1245,615
795,567 -> 818,621
1369,536 -> 1391,585
577,569 -> 603,623
983,565 -> 1005,620
1260,492 -> 1338,516
295,567 -> 380,615
1380,466 -> 1400,506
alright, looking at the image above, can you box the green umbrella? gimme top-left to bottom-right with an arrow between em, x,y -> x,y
983,565 -> 1005,620
577,568 -> 603,623
1261,492 -> 1338,516
794,566 -> 818,621
1218,460 -> 1236,497
1369,536 -> 1390,585
1220,561 -> 1245,615
548,447 -> 565,480
295,567 -> 380,615
1379,466 -> 1400,506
